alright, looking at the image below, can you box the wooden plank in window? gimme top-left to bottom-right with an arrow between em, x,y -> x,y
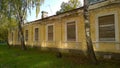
25,30 -> 28,41
98,14 -> 115,41
67,22 -> 76,41
48,25 -> 53,41
18,32 -> 20,41
35,28 -> 39,41
99,14 -> 114,25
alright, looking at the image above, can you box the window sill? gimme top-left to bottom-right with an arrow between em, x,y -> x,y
93,41 -> 120,44
45,41 -> 55,42
63,41 -> 81,43
34,41 -> 39,42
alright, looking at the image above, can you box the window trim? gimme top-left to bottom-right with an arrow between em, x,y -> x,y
95,12 -> 119,49
46,24 -> 55,41
96,12 -> 119,42
65,20 -> 78,42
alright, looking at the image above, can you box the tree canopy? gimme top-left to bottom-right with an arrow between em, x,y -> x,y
0,0 -> 44,49
0,0 -> 44,21
56,0 -> 81,14
0,14 -> 17,42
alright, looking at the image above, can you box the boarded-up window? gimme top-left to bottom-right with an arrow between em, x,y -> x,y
67,22 -> 76,41
35,28 -> 39,41
98,14 -> 115,41
47,25 -> 53,41
18,31 -> 20,41
25,30 -> 28,41
11,32 -> 13,41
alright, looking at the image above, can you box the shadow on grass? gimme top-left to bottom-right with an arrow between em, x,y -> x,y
0,45 -> 120,68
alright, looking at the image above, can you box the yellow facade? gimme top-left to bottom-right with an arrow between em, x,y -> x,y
8,1 -> 120,54
90,2 -> 120,53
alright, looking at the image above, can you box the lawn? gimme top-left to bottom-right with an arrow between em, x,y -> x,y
0,45 -> 120,68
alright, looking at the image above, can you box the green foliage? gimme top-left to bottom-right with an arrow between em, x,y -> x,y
0,0 -> 44,20
0,14 -> 17,42
56,0 -> 81,14
0,0 -> 44,29
0,0 -> 44,48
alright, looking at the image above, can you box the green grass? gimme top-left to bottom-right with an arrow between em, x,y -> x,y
0,45 -> 120,68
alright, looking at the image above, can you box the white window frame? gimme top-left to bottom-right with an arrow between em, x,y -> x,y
46,24 -> 55,41
65,20 -> 78,42
95,12 -> 119,49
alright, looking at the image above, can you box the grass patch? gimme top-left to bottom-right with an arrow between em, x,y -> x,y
0,45 -> 120,68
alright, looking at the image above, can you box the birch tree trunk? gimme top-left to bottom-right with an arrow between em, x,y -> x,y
83,0 -> 98,64
18,15 -> 26,50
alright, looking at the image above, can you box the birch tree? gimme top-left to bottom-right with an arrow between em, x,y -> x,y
83,0 -> 98,64
0,0 -> 44,50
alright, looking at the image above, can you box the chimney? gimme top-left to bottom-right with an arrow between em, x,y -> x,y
41,11 -> 48,19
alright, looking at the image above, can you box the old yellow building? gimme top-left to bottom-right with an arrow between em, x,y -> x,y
8,0 -> 120,58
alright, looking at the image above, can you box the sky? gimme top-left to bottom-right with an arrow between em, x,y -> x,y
27,0 -> 83,22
